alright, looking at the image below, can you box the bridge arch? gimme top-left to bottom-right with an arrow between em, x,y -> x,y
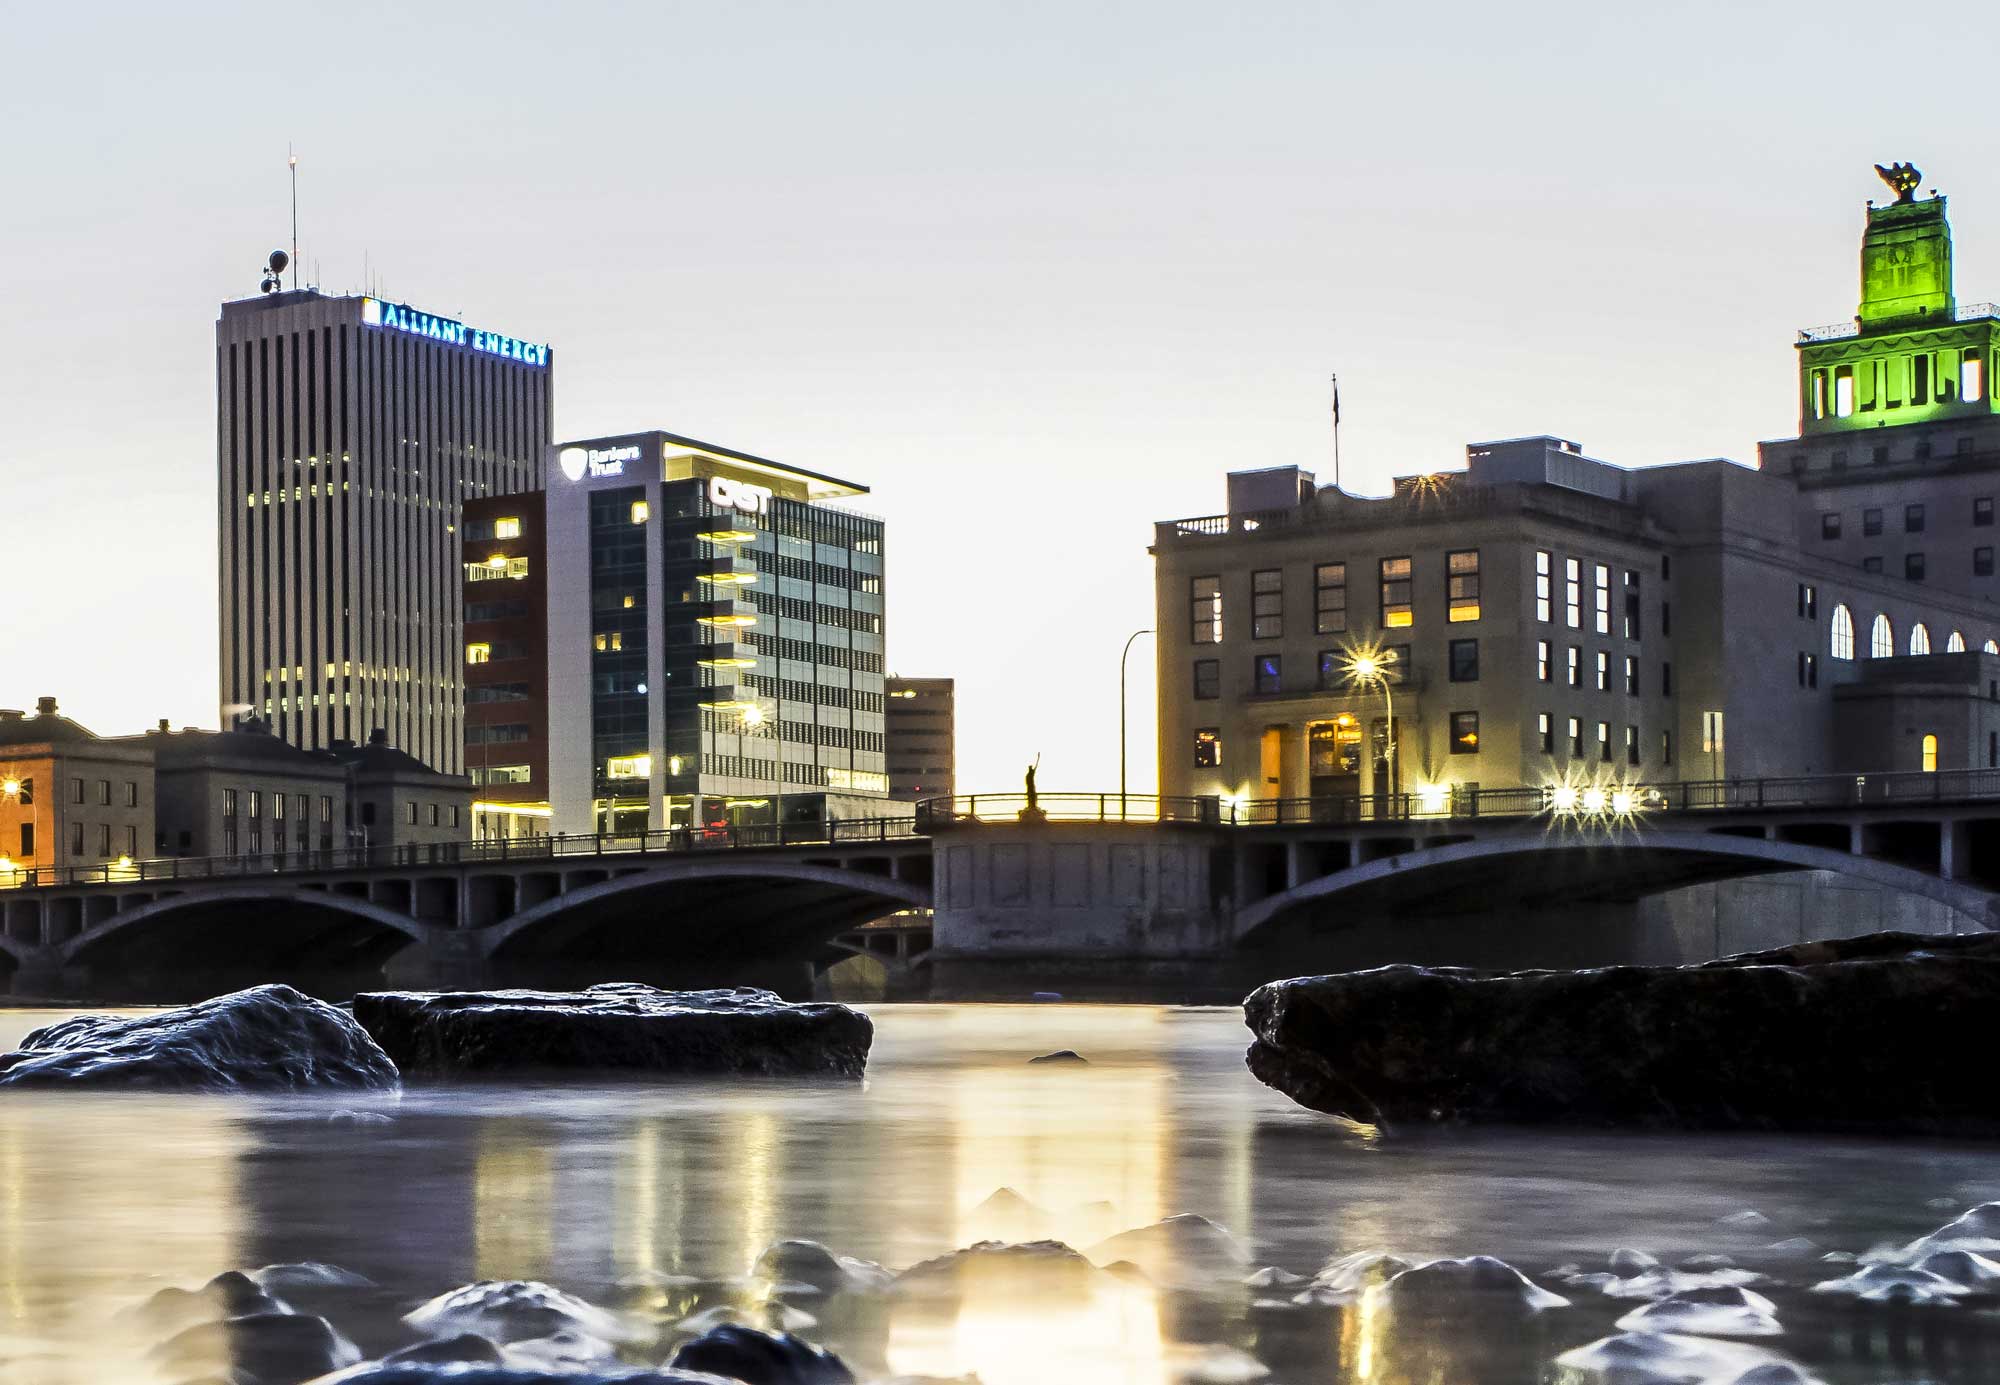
59,886 -> 438,978
1234,828 -> 2000,943
481,859 -> 931,971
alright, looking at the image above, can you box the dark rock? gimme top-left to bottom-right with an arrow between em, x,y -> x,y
131,1271 -> 293,1333
149,1310 -> 361,1383
669,1323 -> 854,1385
1028,1050 -> 1087,1064
352,985 -> 872,1079
894,1240 -> 1098,1298
403,1280 -> 643,1347
312,1365 -> 727,1383
751,1239 -> 891,1296
1084,1213 -> 1250,1287
1554,1332 -> 1803,1384
0,985 -> 399,1092
380,1334 -> 508,1365
1379,1256 -> 1568,1313
1810,1262 -> 1968,1304
1615,1285 -> 1783,1336
1244,937 -> 2000,1132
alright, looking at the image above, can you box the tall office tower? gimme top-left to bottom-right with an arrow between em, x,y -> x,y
885,676 -> 956,801
217,290 -> 553,773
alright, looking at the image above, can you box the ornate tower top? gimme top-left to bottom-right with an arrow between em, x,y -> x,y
1859,165 -> 1952,329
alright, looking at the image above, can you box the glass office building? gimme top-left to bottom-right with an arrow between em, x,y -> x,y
545,432 -> 889,834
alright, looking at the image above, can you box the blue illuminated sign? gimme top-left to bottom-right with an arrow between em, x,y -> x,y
360,297 -> 549,367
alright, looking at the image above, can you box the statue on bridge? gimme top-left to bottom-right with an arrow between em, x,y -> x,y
1020,755 -> 1046,823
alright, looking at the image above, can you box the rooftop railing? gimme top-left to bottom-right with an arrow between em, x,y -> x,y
1797,303 -> 2000,344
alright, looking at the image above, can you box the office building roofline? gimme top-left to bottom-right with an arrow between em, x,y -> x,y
560,429 -> 870,500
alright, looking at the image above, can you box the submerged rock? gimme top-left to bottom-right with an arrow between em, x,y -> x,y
1916,1248 -> 2000,1286
751,1239 -> 893,1296
668,1323 -> 854,1384
1028,1050 -> 1088,1064
1243,935 -> 2000,1132
149,1310 -> 360,1383
1810,1262 -> 1969,1305
1615,1286 -> 1784,1337
1085,1213 -> 1250,1287
1891,1200 -> 2000,1260
894,1240 -> 1098,1298
0,985 -> 399,1092
131,1270 -> 291,1333
1380,1256 -> 1569,1313
1554,1331 -> 1812,1384
312,1365 -> 727,1383
1311,1250 -> 1413,1300
1600,1264 -> 1766,1302
403,1281 -> 644,1346
352,985 -> 872,1079
379,1334 -> 509,1365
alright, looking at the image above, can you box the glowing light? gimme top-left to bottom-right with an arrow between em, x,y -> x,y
1415,783 -> 1449,815
1610,790 -> 1635,815
0,780 -> 18,798
740,704 -> 766,729
1549,785 -> 1579,813
1580,787 -> 1607,813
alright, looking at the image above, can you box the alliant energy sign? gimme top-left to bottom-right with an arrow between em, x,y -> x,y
360,298 -> 550,367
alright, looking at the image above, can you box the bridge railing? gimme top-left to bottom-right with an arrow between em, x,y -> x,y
0,815 -> 926,891
914,794 -> 1220,830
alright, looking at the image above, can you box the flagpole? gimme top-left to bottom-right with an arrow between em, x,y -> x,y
1331,373 -> 1342,492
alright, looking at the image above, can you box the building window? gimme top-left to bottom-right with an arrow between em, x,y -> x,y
1798,583 -> 1817,619
1193,728 -> 1220,768
18,822 -> 34,859
1948,631 -> 1966,652
1538,712 -> 1554,754
1977,497 -> 1995,528
124,781 -> 137,808
1251,569 -> 1283,639
1821,513 -> 1842,540
1535,550 -> 1553,622
1316,651 -> 1342,690
1871,613 -> 1894,659
1567,646 -> 1581,688
70,777 -> 83,803
1314,563 -> 1347,635
1661,600 -> 1671,636
1595,649 -> 1610,692
97,823 -> 111,857
69,821 -> 83,857
362,802 -> 377,827
1911,623 -> 1932,655
1623,570 -> 1641,640
429,803 -> 441,827
450,805 -> 461,829
1662,661 -> 1673,696
1564,557 -> 1582,628
1906,503 -> 1926,534
605,754 -> 652,780
1625,725 -> 1640,767
249,790 -> 262,820
223,788 -> 238,818
1907,553 -> 1926,582
273,793 -> 286,823
1922,733 -> 1939,773
465,556 -> 531,582
320,796 -> 332,823
1799,651 -> 1819,688
494,516 -> 523,539
1863,557 -> 1883,573
95,780 -> 109,806
1253,655 -> 1281,695
1537,640 -> 1551,682
1593,564 -> 1611,635
1447,550 -> 1481,622
1662,729 -> 1674,765
1568,716 -> 1583,757
466,642 -> 492,665
1624,655 -> 1639,695
1596,721 -> 1611,763
125,825 -> 137,858
1449,712 -> 1480,755
594,631 -> 625,652
1379,557 -> 1413,628
1862,508 -> 1883,537
630,500 -> 650,524
1830,604 -> 1856,660
1193,659 -> 1220,700
1978,547 -> 1995,577
1189,576 -> 1222,644
404,802 -> 419,826
1448,639 -> 1479,682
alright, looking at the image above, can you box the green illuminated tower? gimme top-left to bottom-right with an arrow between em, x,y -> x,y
1796,166 -> 2000,437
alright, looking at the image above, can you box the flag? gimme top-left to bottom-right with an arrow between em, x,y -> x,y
1331,374 -> 1341,427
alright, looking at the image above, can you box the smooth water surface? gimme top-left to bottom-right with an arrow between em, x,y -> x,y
1,1003 -> 1997,1383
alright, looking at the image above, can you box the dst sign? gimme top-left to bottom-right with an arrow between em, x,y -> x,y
360,298 -> 550,367
708,476 -> 773,516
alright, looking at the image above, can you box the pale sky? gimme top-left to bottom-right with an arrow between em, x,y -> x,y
7,1 -> 1999,795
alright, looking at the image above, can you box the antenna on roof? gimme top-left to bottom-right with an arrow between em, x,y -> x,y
288,145 -> 299,291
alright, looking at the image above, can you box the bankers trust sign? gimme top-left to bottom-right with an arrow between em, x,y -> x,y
360,297 -> 550,367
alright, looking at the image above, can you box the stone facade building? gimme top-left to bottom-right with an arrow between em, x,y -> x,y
0,699 -> 154,875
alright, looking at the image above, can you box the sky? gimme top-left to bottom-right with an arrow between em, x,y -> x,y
6,0 -> 2000,796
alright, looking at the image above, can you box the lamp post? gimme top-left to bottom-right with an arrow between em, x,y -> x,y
1,775 -> 41,886
1343,649 -> 1397,816
1119,628 -> 1154,818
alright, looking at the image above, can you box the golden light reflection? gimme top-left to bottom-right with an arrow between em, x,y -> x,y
735,1110 -> 779,1278
474,1125 -> 555,1282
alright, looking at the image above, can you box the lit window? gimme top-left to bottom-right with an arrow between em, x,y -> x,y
1593,563 -> 1611,635
1449,711 -> 1479,755
1987,640 -> 1999,655
1922,734 -> 1939,773
1447,550 -> 1480,622
1253,654 -> 1282,695
1948,631 -> 1966,652
1189,576 -> 1222,644
1536,640 -> 1551,682
465,556 -> 530,582
1538,712 -> 1554,754
1595,649 -> 1610,691
605,754 -> 653,780
1379,557 -> 1413,628
1625,725 -> 1640,767
1193,728 -> 1221,768
631,501 -> 650,524
1314,563 -> 1347,634
1535,550 -> 1553,622
465,643 -> 492,665
1567,645 -> 1581,688
1797,583 -> 1817,619
1564,558 -> 1582,628
1870,613 -> 1894,659
1910,623 -> 1932,655
1596,721 -> 1611,763
494,516 -> 522,539
1965,350 -> 1986,403
1568,716 -> 1583,757
593,632 -> 624,652
1834,365 -> 1854,417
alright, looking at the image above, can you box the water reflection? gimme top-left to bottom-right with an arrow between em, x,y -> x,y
0,1005 -> 1999,1382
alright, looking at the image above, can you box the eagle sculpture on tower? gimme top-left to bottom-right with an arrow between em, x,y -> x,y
1875,162 -> 1922,204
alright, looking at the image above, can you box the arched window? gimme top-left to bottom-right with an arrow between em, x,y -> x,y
1987,639 -> 1999,655
1948,631 -> 1967,653
1830,604 -> 1856,660
1922,734 -> 1939,772
1911,623 -> 1932,655
1871,613 -> 1895,658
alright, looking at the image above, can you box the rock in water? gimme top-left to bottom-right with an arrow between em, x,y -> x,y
313,1365 -> 728,1383
0,985 -> 399,1092
1029,1050 -> 1088,1064
669,1324 -> 855,1384
1379,1256 -> 1569,1313
1243,934 -> 2000,1132
1085,1214 -> 1251,1287
352,984 -> 872,1078
403,1281 -> 645,1347
148,1311 -> 361,1382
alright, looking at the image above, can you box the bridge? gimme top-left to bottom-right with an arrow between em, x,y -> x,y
5,770 -> 2000,998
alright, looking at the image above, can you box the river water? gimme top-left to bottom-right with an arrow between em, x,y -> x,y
1,1002 -> 1997,1384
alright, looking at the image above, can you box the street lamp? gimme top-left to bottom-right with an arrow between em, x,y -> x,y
1342,646 -> 1398,813
1,776 -> 38,884
1119,629 -> 1154,817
